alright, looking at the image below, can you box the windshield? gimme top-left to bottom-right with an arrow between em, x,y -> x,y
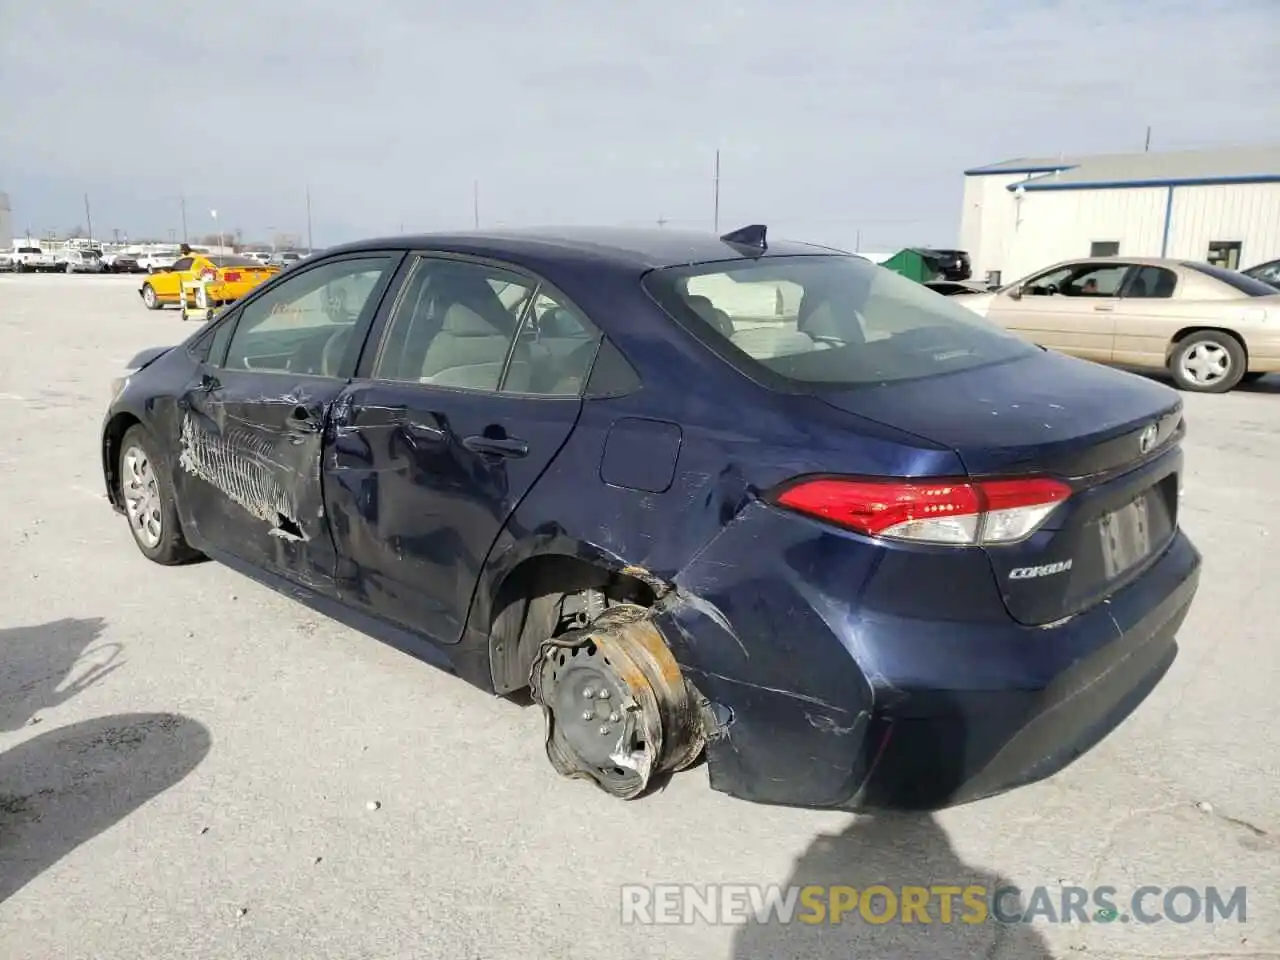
643,255 -> 1037,388
17,247 -> 41,254
1183,262 -> 1278,297
208,255 -> 262,267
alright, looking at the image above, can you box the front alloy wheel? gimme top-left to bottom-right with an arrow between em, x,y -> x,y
122,445 -> 163,549
117,425 -> 200,565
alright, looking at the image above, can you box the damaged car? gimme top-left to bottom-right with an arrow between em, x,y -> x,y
101,225 -> 1201,810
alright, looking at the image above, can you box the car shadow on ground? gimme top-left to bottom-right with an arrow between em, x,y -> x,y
732,812 -> 1055,959
0,618 -> 121,734
0,712 -> 212,905
0,619 -> 212,905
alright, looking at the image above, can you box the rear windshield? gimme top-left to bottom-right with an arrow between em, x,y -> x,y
642,254 -> 1036,388
1183,262 -> 1277,297
208,255 -> 261,267
17,247 -> 41,254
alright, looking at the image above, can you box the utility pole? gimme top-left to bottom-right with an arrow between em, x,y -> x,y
713,149 -> 721,233
1144,126 -> 1152,152
473,180 -> 480,230
305,185 -> 313,253
112,228 -> 120,245
83,194 -> 94,242
180,195 -> 188,243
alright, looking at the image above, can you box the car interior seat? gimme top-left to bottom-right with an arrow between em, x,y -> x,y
684,295 -> 736,338
418,271 -> 530,391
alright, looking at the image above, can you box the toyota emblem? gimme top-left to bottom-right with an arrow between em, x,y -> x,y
1138,423 -> 1158,454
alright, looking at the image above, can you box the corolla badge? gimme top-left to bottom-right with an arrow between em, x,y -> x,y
1138,423 -> 1159,455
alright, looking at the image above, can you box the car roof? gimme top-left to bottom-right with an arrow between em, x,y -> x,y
317,226 -> 848,273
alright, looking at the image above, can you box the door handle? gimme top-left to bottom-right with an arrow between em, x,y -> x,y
462,435 -> 529,458
200,371 -> 221,391
1093,304 -> 1115,312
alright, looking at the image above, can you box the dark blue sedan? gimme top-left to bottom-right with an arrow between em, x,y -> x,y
100,225 -> 1201,810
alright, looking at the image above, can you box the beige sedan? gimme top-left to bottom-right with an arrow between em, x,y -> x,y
952,256 -> 1280,392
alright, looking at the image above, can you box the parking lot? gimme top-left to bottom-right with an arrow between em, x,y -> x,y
1,272 -> 1277,959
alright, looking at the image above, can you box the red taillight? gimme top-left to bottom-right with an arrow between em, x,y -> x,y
200,269 -> 216,282
771,476 -> 1072,545
224,270 -> 242,282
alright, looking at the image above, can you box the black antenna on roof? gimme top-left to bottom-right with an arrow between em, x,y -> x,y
720,223 -> 767,253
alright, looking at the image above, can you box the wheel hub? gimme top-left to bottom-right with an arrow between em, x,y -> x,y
122,445 -> 162,549
530,604 -> 705,799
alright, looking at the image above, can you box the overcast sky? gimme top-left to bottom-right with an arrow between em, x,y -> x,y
1,0 -> 1277,250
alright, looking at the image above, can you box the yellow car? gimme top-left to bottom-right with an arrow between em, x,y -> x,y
139,253 -> 279,311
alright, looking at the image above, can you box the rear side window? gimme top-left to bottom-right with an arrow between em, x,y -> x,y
1124,265 -> 1177,299
1183,262 -> 1278,297
642,255 -> 1036,389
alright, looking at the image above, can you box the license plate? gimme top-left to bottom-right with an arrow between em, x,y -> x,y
1099,493 -> 1152,579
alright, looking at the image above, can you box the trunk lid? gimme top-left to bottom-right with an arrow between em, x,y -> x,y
819,350 -> 1184,625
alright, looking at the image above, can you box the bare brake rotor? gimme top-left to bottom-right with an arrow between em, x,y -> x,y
529,603 -> 705,799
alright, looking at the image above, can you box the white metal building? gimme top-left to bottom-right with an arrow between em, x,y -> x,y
958,145 -> 1280,286
0,192 -> 11,248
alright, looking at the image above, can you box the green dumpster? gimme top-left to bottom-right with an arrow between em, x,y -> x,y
879,248 -> 938,283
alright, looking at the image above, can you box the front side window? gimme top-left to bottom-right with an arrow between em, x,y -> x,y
643,254 -> 1037,388
1244,259 -> 1280,287
171,257 -> 194,272
222,256 -> 394,376
1021,262 -> 1129,297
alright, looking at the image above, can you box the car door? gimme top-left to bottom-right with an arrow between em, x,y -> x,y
987,261 -> 1130,362
323,253 -> 602,644
171,252 -> 403,588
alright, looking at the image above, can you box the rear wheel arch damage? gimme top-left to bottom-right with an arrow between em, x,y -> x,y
485,551 -> 726,799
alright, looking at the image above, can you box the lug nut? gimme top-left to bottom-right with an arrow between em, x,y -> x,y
599,724 -> 611,735
583,686 -> 595,699
609,711 -> 620,723
582,710 -> 594,721
597,688 -> 610,699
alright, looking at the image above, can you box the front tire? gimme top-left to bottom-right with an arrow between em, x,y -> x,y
1169,331 -> 1246,393
119,425 -> 200,565
141,283 -> 162,310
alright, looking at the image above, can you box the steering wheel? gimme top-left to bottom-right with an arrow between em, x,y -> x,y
321,326 -> 353,377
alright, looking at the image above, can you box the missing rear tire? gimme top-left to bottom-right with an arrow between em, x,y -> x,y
530,604 -> 704,799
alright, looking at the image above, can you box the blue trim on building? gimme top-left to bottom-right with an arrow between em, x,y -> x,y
1160,186 -> 1175,257
964,164 -> 1078,176
1007,173 -> 1280,192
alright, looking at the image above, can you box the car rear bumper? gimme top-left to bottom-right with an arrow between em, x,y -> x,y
659,505 -> 1200,811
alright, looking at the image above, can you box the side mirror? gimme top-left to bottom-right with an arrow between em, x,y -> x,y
1008,284 -> 1024,301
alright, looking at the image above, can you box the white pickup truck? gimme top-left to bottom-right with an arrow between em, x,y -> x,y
10,245 -> 59,272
